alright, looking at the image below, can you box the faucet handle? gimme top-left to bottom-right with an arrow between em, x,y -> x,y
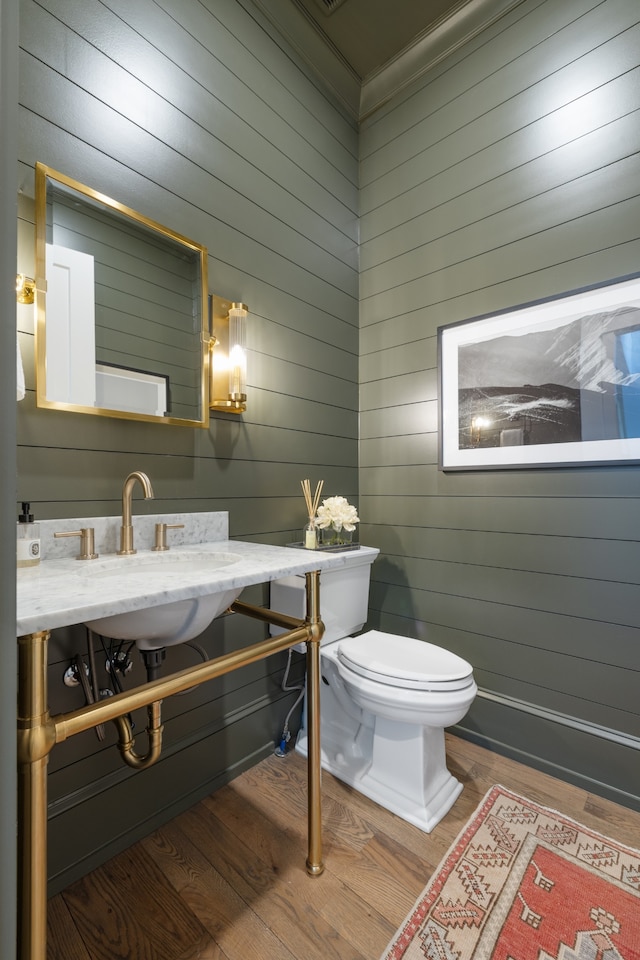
152,522 -> 184,552
55,527 -> 99,560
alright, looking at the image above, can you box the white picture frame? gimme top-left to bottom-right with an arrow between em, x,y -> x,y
438,274 -> 640,470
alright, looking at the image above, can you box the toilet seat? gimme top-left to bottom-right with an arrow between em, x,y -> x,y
338,630 -> 473,692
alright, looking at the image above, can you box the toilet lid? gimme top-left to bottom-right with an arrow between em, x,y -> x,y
338,630 -> 473,691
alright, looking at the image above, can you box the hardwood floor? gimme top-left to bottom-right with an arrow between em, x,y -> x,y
47,734 -> 640,959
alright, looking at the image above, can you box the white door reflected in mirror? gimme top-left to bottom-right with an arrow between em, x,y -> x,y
45,243 -> 96,406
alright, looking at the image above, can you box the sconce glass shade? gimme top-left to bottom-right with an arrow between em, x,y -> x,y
16,274 -> 36,304
209,296 -> 248,413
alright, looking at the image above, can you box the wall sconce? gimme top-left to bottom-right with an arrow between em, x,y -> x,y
16,274 -> 36,304
209,295 -> 248,414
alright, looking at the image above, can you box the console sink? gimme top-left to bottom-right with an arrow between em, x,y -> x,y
75,551 -> 240,578
81,550 -> 243,650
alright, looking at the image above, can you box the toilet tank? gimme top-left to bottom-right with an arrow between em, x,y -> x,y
270,549 -> 378,647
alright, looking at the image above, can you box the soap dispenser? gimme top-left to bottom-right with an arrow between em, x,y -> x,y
17,502 -> 41,567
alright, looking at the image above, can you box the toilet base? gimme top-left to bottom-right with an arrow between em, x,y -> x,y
296,715 -> 463,834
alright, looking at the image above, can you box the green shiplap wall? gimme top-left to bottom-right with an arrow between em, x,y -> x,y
15,0 -> 640,901
359,0 -> 640,807
17,0 -> 358,891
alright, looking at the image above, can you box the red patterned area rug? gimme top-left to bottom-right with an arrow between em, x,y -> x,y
381,784 -> 640,960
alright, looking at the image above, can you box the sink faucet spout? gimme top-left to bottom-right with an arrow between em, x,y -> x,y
118,471 -> 155,555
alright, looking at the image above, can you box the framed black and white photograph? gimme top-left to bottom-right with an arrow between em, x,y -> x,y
438,273 -> 640,470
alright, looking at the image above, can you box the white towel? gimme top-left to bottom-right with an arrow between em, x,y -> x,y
17,336 -> 25,401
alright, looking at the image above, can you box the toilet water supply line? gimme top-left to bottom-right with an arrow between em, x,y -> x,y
275,648 -> 305,757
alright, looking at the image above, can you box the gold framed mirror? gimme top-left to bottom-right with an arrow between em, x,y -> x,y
34,163 -> 209,427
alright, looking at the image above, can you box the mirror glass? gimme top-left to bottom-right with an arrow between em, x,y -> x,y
35,163 -> 209,427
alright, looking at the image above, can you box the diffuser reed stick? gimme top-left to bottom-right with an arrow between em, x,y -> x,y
301,478 -> 323,548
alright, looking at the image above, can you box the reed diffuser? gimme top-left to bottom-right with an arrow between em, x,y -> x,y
301,478 -> 324,549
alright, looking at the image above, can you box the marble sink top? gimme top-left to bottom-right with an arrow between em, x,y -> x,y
72,549 -> 242,578
17,538 -> 379,637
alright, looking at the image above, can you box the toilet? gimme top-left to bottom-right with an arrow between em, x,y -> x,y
270,548 -> 477,833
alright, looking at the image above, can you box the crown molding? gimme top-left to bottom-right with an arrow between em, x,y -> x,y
250,0 -> 526,123
250,0 -> 361,122
360,0 -> 527,120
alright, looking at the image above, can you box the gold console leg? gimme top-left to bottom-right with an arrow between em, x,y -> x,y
16,581 -> 326,960
17,631 -> 54,960
305,570 -> 324,876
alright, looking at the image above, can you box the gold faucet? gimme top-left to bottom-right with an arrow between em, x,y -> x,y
118,471 -> 155,555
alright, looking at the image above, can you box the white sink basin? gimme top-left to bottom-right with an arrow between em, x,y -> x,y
81,551 -> 243,650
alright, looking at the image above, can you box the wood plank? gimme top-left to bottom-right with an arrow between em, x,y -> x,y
442,732 -> 639,843
360,196 -> 640,324
358,238 -> 640,355
47,895 -> 91,960
372,525 -> 640,584
111,0 -> 359,172
371,554 -> 640,627
360,336 -> 436,381
144,818 -> 288,960
48,737 -> 640,960
17,385 -> 359,453
359,433 -> 439,467
368,590 -> 638,680
360,494 -> 640,540
361,152 -> 640,299
159,805 -> 369,960
458,697 -> 640,809
26,0 -> 359,243
361,4 -> 640,185
203,765 -> 418,940
19,97 -> 357,305
59,842 -> 219,959
20,111 -> 357,321
360,401 -> 437,439
359,461 -> 640,498
361,111 -> 640,269
16,447 -> 357,503
48,732 -> 274,893
359,0 -> 612,161
224,757 -> 374,855
360,369 -> 436,408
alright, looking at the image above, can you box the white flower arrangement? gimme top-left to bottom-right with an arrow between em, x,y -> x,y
315,496 -> 359,533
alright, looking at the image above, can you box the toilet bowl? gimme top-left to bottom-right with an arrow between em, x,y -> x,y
270,549 -> 477,833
